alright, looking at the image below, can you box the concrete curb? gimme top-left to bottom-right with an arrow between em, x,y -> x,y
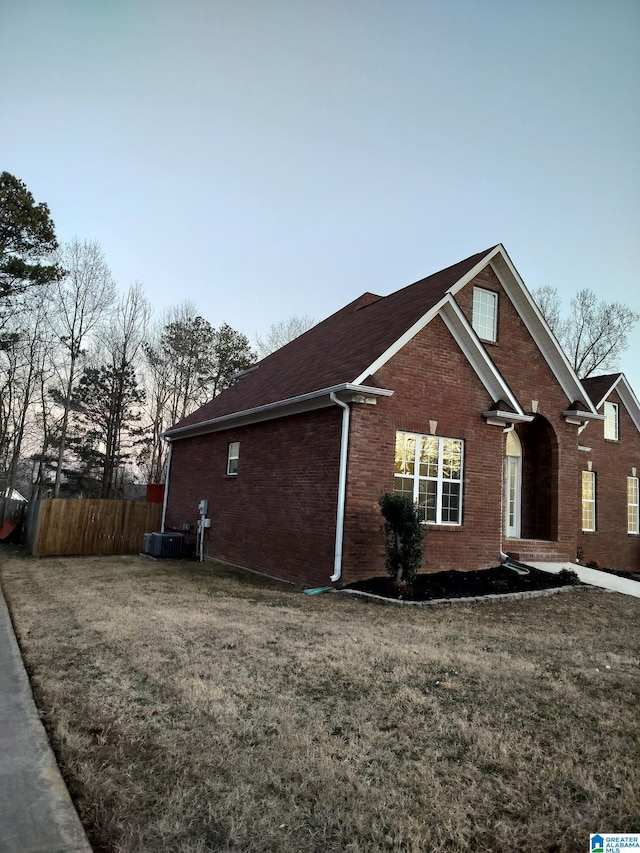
0,580 -> 92,853
338,583 -> 592,607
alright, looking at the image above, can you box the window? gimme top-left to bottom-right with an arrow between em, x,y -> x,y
472,287 -> 498,342
581,470 -> 596,531
394,431 -> 463,524
604,402 -> 619,440
227,441 -> 240,475
628,477 -> 639,534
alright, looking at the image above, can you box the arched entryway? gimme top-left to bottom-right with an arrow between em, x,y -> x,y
505,416 -> 558,541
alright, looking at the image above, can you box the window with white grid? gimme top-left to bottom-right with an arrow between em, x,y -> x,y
604,402 -> 619,440
394,431 -> 463,525
472,287 -> 498,342
628,477 -> 639,534
227,441 -> 240,475
581,470 -> 596,532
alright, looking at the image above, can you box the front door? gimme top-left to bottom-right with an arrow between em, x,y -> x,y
505,430 -> 522,539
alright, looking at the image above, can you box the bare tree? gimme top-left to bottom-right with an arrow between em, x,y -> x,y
533,286 -> 639,378
48,239 -> 116,496
255,314 -> 315,358
532,285 -> 562,336
90,282 -> 150,496
0,289 -> 57,514
140,303 -> 255,482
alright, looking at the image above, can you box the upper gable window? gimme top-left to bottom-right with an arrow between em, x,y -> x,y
603,402 -> 619,441
472,287 -> 498,342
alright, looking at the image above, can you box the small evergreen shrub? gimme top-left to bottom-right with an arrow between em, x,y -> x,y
379,492 -> 424,586
558,568 -> 580,585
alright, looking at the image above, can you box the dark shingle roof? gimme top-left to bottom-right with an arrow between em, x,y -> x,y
170,247 -> 497,431
581,373 -> 622,408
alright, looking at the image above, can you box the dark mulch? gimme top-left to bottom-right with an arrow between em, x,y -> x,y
344,564 -> 581,601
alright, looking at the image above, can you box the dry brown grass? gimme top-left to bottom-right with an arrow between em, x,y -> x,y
1,553 -> 639,853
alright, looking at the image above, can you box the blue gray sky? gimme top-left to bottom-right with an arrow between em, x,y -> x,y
2,0 -> 639,394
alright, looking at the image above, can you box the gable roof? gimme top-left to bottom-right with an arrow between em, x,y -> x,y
582,373 -> 623,408
582,373 -> 640,433
165,244 -> 600,439
167,247 -> 497,435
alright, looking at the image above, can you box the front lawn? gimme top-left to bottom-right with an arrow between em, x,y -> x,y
1,554 -> 639,852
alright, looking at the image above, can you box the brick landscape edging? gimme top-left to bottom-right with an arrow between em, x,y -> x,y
337,584 -> 593,607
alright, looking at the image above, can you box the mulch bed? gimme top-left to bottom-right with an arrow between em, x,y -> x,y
344,564 -> 580,601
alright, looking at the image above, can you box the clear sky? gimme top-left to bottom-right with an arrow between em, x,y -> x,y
2,0 -> 639,394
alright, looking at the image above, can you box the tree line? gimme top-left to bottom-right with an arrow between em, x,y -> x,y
0,172 -> 259,504
1,171 -> 637,506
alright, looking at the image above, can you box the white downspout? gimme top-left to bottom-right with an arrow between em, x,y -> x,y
160,442 -> 173,533
330,392 -> 350,583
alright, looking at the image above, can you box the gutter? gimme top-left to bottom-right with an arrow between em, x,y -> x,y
330,392 -> 351,583
162,383 -> 393,441
160,442 -> 173,533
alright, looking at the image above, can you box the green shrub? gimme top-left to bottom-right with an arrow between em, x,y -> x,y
558,568 -> 581,585
379,493 -> 424,585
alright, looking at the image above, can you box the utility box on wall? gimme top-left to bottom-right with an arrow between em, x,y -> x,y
142,531 -> 184,558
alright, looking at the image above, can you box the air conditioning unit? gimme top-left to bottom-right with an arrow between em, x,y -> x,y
142,532 -> 184,558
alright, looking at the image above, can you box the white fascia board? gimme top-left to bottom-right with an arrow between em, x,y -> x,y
352,247 -> 499,386
592,376 -> 620,409
440,298 -> 525,414
483,411 -> 535,427
441,244 -> 504,298
595,375 -> 640,433
488,247 -> 599,416
352,303 -> 444,385
562,409 -> 605,425
163,383 -> 394,440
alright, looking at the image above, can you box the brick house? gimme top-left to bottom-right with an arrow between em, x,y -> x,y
578,373 -> 640,569
163,244 -> 640,584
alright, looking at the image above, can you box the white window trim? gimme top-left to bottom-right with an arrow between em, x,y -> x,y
581,470 -> 596,532
628,476 -> 639,535
604,401 -> 619,441
394,431 -> 464,525
472,287 -> 498,343
227,441 -> 240,475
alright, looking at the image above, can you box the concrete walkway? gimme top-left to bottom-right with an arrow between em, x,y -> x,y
528,562 -> 640,599
0,582 -> 92,853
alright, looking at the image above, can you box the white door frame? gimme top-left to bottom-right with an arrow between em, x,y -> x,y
505,431 -> 522,539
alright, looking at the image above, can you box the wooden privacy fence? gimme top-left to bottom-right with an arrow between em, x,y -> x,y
26,499 -> 163,557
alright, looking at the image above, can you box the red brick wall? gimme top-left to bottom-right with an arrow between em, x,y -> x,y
166,408 -> 342,586
455,267 -> 580,555
341,313 -> 504,582
577,389 -> 640,571
340,269 -> 581,584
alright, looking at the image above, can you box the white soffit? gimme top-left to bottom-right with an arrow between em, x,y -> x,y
487,246 -> 599,415
595,375 -> 640,434
439,298 -> 524,413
